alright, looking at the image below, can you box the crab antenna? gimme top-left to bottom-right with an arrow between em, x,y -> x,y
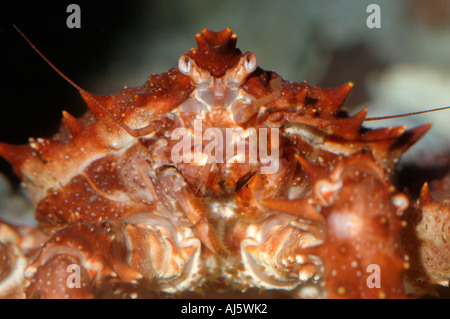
365,106 -> 450,121
12,25 -> 138,137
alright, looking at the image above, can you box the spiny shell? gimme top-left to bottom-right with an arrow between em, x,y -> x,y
0,28 -> 443,299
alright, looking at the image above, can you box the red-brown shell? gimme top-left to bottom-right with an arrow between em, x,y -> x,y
0,28 -> 445,299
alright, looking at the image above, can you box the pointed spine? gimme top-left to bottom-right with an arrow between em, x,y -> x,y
390,123 -> 432,153
62,110 -> 84,136
316,82 -> 354,116
0,143 -> 36,178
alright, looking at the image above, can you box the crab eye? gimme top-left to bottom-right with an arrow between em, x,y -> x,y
178,55 -> 192,75
243,52 -> 257,74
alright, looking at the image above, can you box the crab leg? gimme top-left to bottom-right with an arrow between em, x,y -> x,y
0,240 -> 27,298
154,166 -> 228,256
239,214 -> 325,291
0,220 -> 48,298
24,217 -> 203,298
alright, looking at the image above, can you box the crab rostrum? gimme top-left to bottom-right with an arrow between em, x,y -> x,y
0,28 -> 448,298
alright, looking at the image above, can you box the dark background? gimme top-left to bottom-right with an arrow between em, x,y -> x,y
0,1 -> 141,185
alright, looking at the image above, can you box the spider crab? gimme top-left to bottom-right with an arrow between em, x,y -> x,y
0,28 -> 448,298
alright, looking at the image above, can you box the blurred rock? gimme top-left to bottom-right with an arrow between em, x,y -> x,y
0,173 -> 35,227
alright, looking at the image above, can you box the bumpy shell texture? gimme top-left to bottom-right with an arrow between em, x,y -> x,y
0,28 -> 448,299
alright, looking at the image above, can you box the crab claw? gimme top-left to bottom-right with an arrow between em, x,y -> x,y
25,217 -> 203,298
0,242 -> 27,299
155,166 -> 228,257
402,182 -> 450,296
